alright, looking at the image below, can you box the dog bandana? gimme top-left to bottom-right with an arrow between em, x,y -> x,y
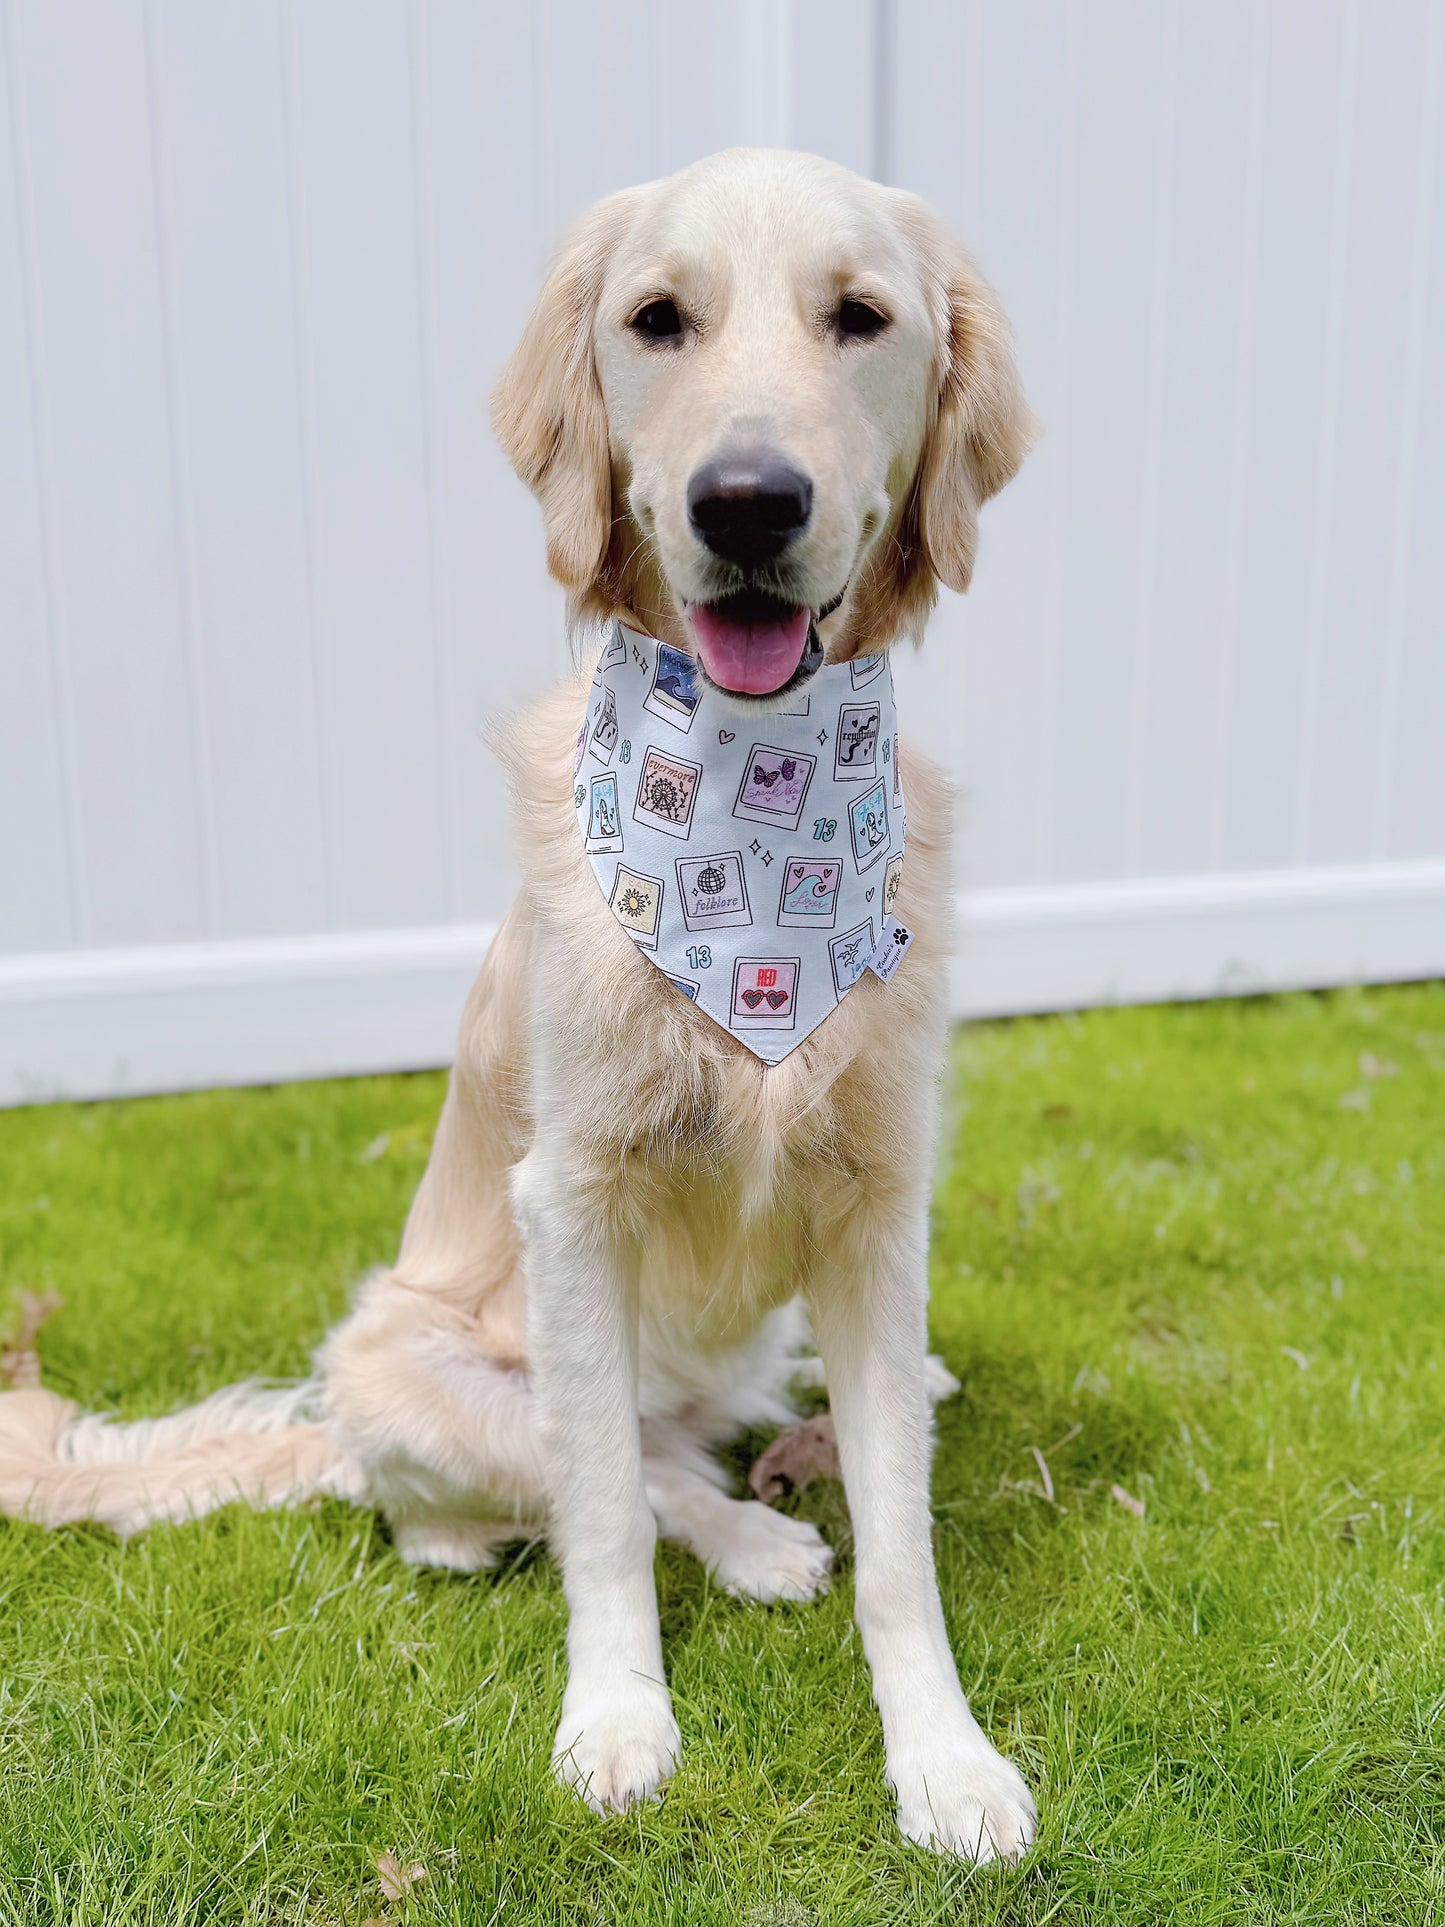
572,622 -> 907,1065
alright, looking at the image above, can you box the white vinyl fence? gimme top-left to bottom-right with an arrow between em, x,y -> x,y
2,0 -> 1443,1103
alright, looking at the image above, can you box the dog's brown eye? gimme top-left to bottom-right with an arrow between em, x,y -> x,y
630,298 -> 683,342
836,298 -> 888,340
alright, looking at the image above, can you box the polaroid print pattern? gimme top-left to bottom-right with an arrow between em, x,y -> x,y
731,957 -> 800,1030
575,624 -> 906,1065
677,851 -> 751,930
634,747 -> 702,839
833,703 -> 880,782
585,772 -> 624,853
848,781 -> 891,872
778,857 -> 842,929
829,919 -> 876,996
608,864 -> 663,949
644,643 -> 701,733
733,745 -> 816,832
588,685 -> 619,765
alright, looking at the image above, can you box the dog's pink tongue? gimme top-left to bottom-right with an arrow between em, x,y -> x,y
690,603 -> 810,695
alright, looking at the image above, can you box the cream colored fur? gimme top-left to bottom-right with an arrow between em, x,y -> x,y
0,150 -> 1037,1864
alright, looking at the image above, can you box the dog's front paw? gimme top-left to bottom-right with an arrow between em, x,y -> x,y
553,1685 -> 680,1814
712,1502 -> 834,1603
889,1738 -> 1036,1864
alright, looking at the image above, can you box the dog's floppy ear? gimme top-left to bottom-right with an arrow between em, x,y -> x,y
915,243 -> 1037,594
491,191 -> 636,593
893,197 -> 1037,606
852,200 -> 1035,644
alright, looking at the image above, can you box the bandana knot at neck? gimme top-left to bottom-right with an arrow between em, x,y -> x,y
572,622 -> 907,1066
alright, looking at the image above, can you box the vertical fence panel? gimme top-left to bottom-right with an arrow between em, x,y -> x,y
0,0 -> 76,951
1045,0 -> 1169,883
1380,10 -> 1445,862
786,0 -> 877,177
414,0 -> 563,925
1128,1 -> 1262,881
1222,0 -> 1350,874
652,8 -> 781,171
284,0 -> 449,929
150,0 -> 330,938
12,0 -> 206,945
889,0 -> 1082,891
535,0 -> 655,231
1299,0 -> 1434,866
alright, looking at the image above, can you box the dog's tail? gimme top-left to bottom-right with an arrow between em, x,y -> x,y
0,1378 -> 365,1537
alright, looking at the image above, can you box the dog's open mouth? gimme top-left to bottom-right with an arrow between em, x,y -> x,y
686,590 -> 821,697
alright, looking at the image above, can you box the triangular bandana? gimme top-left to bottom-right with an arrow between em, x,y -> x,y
572,623 -> 907,1066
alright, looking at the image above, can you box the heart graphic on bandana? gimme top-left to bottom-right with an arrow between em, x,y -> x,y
741,988 -> 764,1009
719,729 -> 736,744
765,989 -> 788,1010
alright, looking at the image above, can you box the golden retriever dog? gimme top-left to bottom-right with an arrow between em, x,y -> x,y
0,149 -> 1037,1862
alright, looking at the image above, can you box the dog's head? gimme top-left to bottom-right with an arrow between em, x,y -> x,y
493,149 -> 1035,708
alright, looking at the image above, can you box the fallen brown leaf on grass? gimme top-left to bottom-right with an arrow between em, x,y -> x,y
749,1415 -> 839,1503
376,1853 -> 426,1905
1111,1483 -> 1146,1519
0,1291 -> 62,1390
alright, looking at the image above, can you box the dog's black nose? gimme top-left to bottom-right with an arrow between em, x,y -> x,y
687,451 -> 813,566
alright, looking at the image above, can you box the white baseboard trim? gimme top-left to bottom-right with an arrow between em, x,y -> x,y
953,859 -> 1445,1018
2,860 -> 1442,1105
0,924 -> 499,1108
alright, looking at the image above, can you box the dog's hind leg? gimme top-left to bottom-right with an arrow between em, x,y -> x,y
390,1515 -> 521,1572
788,1351 -> 962,1403
641,1425 -> 832,1603
318,901 -> 550,1567
319,1267 -> 547,1565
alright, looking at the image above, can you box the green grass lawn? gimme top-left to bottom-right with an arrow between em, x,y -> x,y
2,986 -> 1443,1926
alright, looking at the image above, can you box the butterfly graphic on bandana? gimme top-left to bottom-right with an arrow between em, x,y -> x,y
751,757 -> 797,788
734,745 -> 816,832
